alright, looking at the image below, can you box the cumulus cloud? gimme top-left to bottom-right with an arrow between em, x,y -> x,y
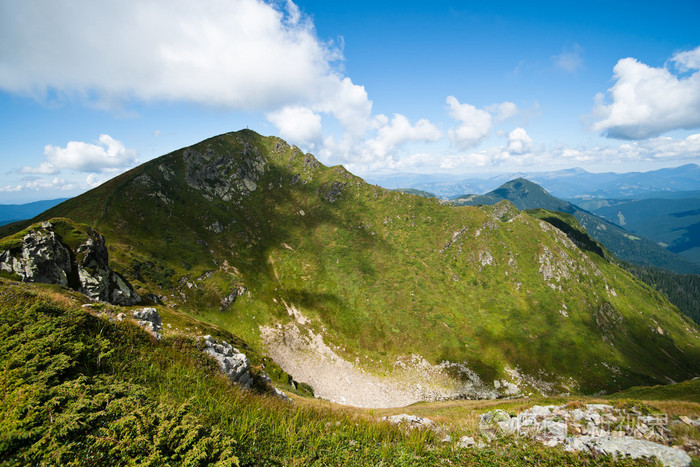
672,46 -> 700,73
0,177 -> 75,193
591,45 -> 700,139
446,97 -> 520,150
20,134 -> 138,174
506,127 -> 533,154
267,106 -> 323,146
346,128 -> 700,175
487,101 -> 518,122
366,114 -> 442,159
0,0 -> 372,132
446,96 -> 493,149
553,44 -> 585,73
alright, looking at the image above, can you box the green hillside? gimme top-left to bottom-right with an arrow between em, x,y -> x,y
452,178 -> 700,275
4,130 -> 700,396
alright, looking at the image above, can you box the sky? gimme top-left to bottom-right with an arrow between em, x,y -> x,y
1,0 -> 699,203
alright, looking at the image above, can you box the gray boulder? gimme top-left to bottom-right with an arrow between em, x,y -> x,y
0,221 -> 140,306
569,436 -> 691,467
133,307 -> 162,338
202,335 -> 253,389
383,414 -> 435,429
0,225 -> 72,285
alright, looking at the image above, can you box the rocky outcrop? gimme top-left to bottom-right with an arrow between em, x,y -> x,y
76,235 -> 140,305
480,404 -> 693,467
317,181 -> 346,203
133,307 -> 162,339
383,414 -> 435,429
220,286 -> 247,311
202,335 -> 254,389
0,222 -> 72,285
201,335 -> 292,402
183,142 -> 267,202
0,220 -> 140,306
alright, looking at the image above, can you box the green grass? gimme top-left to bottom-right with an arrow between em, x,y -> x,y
2,129 -> 699,397
0,279 -> 650,465
607,378 -> 700,403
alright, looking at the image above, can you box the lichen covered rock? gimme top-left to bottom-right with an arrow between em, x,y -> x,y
0,219 -> 140,305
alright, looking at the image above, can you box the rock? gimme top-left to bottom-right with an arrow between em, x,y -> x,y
318,181 -> 346,203
0,221 -> 140,306
182,143 -> 267,202
457,436 -> 476,448
480,409 -> 512,424
486,403 -> 691,467
208,221 -> 223,233
0,229 -> 71,285
133,307 -> 162,339
539,419 -> 567,439
584,436 -> 690,467
220,286 -> 247,311
202,335 -> 253,389
383,414 -> 435,429
679,416 -> 692,426
272,387 -> 292,403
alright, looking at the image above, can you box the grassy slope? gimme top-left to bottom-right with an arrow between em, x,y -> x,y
4,130 -> 700,394
1,279 -> 648,466
452,179 -> 700,275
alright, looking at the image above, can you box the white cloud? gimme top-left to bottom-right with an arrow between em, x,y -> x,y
446,96 -> 493,150
0,1 -> 369,122
553,44 -> 585,73
487,102 -> 518,122
365,114 -> 442,159
267,106 -> 323,146
506,127 -> 533,154
591,45 -> 700,139
0,177 -> 75,193
346,130 -> 700,175
672,46 -> 700,73
20,134 -> 138,174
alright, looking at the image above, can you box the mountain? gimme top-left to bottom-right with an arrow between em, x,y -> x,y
390,188 -> 437,198
452,178 -> 700,275
576,196 -> 700,266
0,198 -> 69,226
369,164 -> 700,200
3,130 -> 699,402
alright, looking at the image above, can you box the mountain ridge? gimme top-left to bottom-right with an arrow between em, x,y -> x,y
451,178 -> 700,275
2,129 -> 699,403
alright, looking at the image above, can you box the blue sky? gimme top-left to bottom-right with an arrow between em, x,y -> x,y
1,0 -> 699,202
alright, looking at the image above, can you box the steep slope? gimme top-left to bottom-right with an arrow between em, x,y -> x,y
452,178 -> 700,274
4,130 -> 700,403
580,197 -> 700,266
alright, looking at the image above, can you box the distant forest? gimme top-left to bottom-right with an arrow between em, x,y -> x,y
623,263 -> 700,325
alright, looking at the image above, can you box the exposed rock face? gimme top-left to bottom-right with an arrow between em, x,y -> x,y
202,335 -> 253,389
133,307 -> 162,339
0,222 -> 72,285
183,143 -> 267,202
220,286 -> 247,311
0,220 -> 140,306
480,404 -> 693,467
318,181 -> 346,203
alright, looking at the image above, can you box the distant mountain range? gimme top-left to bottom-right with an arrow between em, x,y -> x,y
0,198 -> 69,226
451,178 -> 700,275
369,164 -> 700,200
576,196 -> 700,266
